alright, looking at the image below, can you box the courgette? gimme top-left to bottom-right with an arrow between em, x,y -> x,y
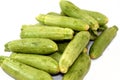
89,25 -> 118,59
60,0 -> 99,30
5,38 -> 58,54
82,9 -> 108,25
21,25 -> 74,40
0,57 -> 53,80
10,53 -> 59,74
63,48 -> 91,80
36,14 -> 89,31
59,31 -> 90,73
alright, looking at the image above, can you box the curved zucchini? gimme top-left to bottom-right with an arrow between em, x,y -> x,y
89,25 -> 118,59
5,38 -> 58,54
59,31 -> 90,73
0,57 -> 53,80
60,0 -> 99,30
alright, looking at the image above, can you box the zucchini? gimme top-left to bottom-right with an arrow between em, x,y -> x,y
60,0 -> 99,30
59,31 -> 90,73
5,38 -> 58,54
36,14 -> 89,31
21,25 -> 74,40
0,57 -> 53,80
10,53 -> 59,74
63,48 -> 91,80
82,9 -> 108,25
89,25 -> 118,59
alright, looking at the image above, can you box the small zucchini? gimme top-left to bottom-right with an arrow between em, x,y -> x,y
36,14 -> 89,31
10,53 -> 59,74
21,25 -> 74,40
5,38 -> 58,54
89,25 -> 118,59
59,31 -> 90,73
63,48 -> 91,80
60,0 -> 99,30
0,57 -> 53,80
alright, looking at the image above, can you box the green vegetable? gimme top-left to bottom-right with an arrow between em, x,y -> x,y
50,52 -> 62,62
10,53 -> 59,74
36,14 -> 89,31
89,25 -> 118,59
63,48 -> 91,80
21,25 -> 74,40
81,9 -> 108,25
0,57 -> 53,80
59,31 -> 90,73
60,0 -> 99,30
5,38 -> 58,54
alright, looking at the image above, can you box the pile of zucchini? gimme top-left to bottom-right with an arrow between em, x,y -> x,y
0,0 -> 118,80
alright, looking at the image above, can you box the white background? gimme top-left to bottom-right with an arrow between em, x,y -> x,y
0,0 -> 120,80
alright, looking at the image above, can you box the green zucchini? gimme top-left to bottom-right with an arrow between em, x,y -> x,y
21,25 -> 74,40
5,38 -> 58,54
36,14 -> 89,31
10,53 -> 59,74
60,0 -> 99,30
63,48 -> 91,80
59,31 -> 90,73
89,25 -> 118,59
82,9 -> 108,25
0,57 -> 53,80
